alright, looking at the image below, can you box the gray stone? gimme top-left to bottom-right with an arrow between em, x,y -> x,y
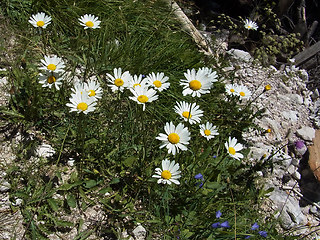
132,224 -> 146,240
0,181 -> 10,192
227,49 -> 252,62
292,171 -> 301,180
269,189 -> 307,229
296,126 -> 315,141
282,111 -> 298,122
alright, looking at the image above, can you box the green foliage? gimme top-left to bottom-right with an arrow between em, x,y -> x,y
0,0 -> 296,239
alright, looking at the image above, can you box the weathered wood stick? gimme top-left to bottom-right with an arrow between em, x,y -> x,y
163,0 -> 214,56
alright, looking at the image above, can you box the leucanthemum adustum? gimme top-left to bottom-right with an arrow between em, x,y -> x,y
174,101 -> 203,125
71,82 -> 86,95
106,68 -> 131,92
128,74 -> 148,90
145,72 -> 170,92
29,12 -> 52,28
39,55 -> 65,73
66,92 -> 97,114
78,14 -> 101,29
244,19 -> 258,30
129,86 -> 158,111
156,122 -> 190,155
85,79 -> 103,99
152,159 -> 181,185
39,71 -> 62,90
198,67 -> 218,83
225,137 -> 244,160
180,68 -> 212,97
236,85 -> 252,100
199,122 -> 219,140
225,83 -> 239,96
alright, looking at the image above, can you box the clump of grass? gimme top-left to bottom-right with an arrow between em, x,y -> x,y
1,0 -> 298,239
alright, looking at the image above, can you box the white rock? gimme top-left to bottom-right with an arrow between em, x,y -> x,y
292,171 -> 301,180
132,224 -> 146,240
282,111 -> 298,122
0,181 -> 10,192
227,49 -> 252,62
36,143 -> 55,158
296,126 -> 315,141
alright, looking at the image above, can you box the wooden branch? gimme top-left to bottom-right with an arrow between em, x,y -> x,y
293,41 -> 320,66
163,0 -> 214,56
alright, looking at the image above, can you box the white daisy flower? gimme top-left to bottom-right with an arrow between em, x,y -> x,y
225,137 -> 244,160
128,74 -> 148,90
225,83 -> 239,96
174,101 -> 203,125
39,55 -> 65,73
78,14 -> 101,29
152,159 -> 181,185
198,67 -> 218,83
66,92 -> 97,114
145,72 -> 170,92
39,71 -> 62,90
236,85 -> 252,100
180,68 -> 212,97
156,122 -> 190,155
29,12 -> 52,29
71,82 -> 86,95
85,79 -> 103,99
129,86 -> 158,111
244,19 -> 258,30
106,68 -> 131,92
199,122 -> 219,140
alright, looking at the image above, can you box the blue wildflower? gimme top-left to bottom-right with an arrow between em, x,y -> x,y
244,236 -> 251,239
211,222 -> 221,228
195,173 -> 204,180
258,231 -> 267,237
251,222 -> 259,230
220,221 -> 230,228
216,210 -> 222,219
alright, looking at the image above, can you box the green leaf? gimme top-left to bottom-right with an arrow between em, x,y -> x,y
67,194 -> 77,208
84,179 -> 97,188
123,156 -> 137,167
47,198 -> 59,212
58,181 -> 82,190
109,178 -> 120,185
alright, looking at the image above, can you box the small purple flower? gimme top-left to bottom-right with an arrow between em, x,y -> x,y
216,210 -> 222,219
258,231 -> 267,237
295,140 -> 305,149
212,155 -> 217,158
244,236 -> 251,239
220,221 -> 230,228
251,222 -> 259,230
211,222 -> 221,228
195,173 -> 204,180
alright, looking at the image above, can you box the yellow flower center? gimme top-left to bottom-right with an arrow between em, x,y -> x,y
77,102 -> 88,111
189,80 -> 202,91
230,89 -> 235,93
153,80 -> 162,88
228,147 -> 236,155
47,64 -> 56,71
89,90 -> 96,97
85,21 -> 94,28
37,21 -> 45,27
240,92 -> 245,97
161,170 -> 172,180
168,133 -> 180,144
182,111 -> 191,119
47,76 -> 56,84
204,129 -> 211,136
137,95 -> 148,103
247,25 -> 252,29
266,128 -> 271,133
114,78 -> 124,87
133,83 -> 141,88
